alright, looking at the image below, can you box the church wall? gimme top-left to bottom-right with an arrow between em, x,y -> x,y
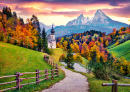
47,41 -> 56,49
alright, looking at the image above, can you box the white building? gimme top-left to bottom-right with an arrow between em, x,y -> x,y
47,25 -> 56,49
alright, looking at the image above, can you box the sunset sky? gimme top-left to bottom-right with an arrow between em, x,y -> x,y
0,0 -> 130,26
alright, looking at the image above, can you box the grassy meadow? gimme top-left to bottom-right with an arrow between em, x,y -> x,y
0,42 -> 65,92
108,40 -> 130,62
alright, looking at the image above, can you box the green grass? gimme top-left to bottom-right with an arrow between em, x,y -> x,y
108,40 -> 130,62
107,44 -> 116,49
81,57 -> 88,66
0,42 -> 65,92
48,48 -> 67,65
66,68 -> 130,92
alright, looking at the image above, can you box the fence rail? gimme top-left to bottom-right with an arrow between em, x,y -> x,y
102,79 -> 130,92
0,55 -> 59,92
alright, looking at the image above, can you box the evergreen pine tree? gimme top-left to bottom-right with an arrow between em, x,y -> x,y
42,28 -> 50,54
37,37 -> 42,51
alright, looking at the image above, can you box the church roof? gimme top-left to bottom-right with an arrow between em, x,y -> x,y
51,24 -> 55,33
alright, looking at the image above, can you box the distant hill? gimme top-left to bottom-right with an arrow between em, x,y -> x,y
108,40 -> 130,62
47,25 -> 112,37
47,9 -> 129,37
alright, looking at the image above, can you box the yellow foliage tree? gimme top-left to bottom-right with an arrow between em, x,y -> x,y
115,40 -> 119,46
63,40 -> 68,51
73,54 -> 83,63
105,40 -> 109,47
71,43 -> 80,53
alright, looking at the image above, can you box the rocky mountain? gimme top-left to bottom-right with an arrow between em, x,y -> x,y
47,9 -> 129,37
67,9 -> 128,29
66,14 -> 92,26
39,22 -> 52,32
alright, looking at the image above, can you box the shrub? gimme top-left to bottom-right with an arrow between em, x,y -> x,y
46,56 -> 49,59
7,36 -> 10,43
13,40 -> 17,45
111,73 -> 121,80
126,74 -> 130,77
0,33 -> 4,41
92,62 -> 109,80
73,54 -> 83,63
59,54 -> 66,62
20,40 -> 24,47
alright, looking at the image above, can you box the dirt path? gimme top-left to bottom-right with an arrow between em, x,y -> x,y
42,66 -> 89,92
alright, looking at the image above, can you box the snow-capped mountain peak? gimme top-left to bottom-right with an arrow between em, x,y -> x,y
93,9 -> 110,21
77,14 -> 84,19
66,9 -> 128,29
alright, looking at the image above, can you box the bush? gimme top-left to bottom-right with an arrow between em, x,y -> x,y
7,36 -> 10,43
111,73 -> 121,80
92,62 -> 109,80
73,54 -> 83,63
0,33 -> 4,41
13,40 -> 17,45
20,40 -> 24,47
46,56 -> 49,59
126,74 -> 130,77
59,54 -> 66,62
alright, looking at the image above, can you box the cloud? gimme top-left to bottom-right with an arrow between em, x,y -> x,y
14,5 -> 86,17
51,10 -> 85,17
102,5 -> 130,18
1,0 -> 130,6
109,1 -> 119,6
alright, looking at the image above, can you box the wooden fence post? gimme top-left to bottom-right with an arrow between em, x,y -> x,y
48,60 -> 50,64
51,68 -> 54,80
44,55 -> 45,59
45,69 -> 48,80
36,69 -> 40,85
114,80 -> 117,92
51,61 -> 52,66
53,63 -> 55,67
15,72 -> 20,90
56,64 -> 59,76
112,79 -> 114,92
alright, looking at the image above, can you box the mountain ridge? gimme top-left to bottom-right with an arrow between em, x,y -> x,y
46,9 -> 129,37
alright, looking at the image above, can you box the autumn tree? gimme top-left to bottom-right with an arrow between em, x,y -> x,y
71,43 -> 80,53
31,15 -> 40,34
105,40 -> 109,47
63,40 -> 68,51
81,42 -> 89,58
73,54 -> 83,63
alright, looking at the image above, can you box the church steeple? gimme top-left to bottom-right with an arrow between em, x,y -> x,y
51,24 -> 55,34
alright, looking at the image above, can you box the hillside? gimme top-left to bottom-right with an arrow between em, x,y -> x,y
108,40 -> 130,62
0,42 -> 65,91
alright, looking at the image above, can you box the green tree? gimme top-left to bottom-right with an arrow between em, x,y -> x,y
37,37 -> 42,51
42,28 -> 50,54
65,48 -> 74,69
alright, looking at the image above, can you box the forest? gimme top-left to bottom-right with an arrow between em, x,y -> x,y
57,27 -> 130,79
0,7 -> 49,54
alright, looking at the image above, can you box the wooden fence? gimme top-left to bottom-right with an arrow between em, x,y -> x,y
102,79 -> 130,92
44,55 -> 57,67
0,55 -> 59,92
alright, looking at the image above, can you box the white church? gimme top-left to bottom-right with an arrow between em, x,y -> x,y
47,25 -> 56,49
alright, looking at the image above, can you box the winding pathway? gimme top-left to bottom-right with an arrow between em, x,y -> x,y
42,66 -> 89,92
